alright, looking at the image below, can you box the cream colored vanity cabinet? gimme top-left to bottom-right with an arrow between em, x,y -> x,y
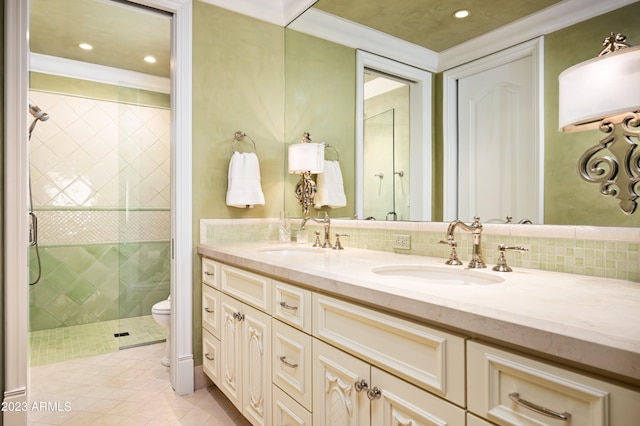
314,338 -> 466,426
313,293 -> 466,406
216,264 -> 272,426
467,340 -> 640,426
202,259 -> 221,386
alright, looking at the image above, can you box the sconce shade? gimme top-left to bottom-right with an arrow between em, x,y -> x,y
559,45 -> 640,132
288,143 -> 325,173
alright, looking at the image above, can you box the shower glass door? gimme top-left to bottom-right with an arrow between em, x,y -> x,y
363,109 -> 395,220
116,85 -> 171,350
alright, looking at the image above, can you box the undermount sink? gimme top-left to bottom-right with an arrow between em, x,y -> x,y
371,264 -> 504,285
256,246 -> 324,255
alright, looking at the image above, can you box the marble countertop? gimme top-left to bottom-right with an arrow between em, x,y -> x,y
198,241 -> 640,386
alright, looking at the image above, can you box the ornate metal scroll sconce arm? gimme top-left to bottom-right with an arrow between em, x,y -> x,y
578,113 -> 640,214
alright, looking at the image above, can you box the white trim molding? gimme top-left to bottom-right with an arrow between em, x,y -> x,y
4,0 -> 30,424
167,0 -> 195,396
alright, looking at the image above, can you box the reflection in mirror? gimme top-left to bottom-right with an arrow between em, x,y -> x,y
288,1 -> 640,227
356,51 -> 432,221
362,72 -> 409,220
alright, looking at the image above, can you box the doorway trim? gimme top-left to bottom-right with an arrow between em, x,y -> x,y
356,50 -> 433,221
4,2 -> 193,422
442,37 -> 544,221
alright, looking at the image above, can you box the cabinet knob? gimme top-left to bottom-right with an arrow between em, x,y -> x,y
354,379 -> 368,392
233,312 -> 245,321
367,387 -> 381,400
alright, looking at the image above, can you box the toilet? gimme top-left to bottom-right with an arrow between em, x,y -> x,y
152,297 -> 171,366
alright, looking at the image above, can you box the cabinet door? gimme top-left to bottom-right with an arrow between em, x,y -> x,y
371,367 -> 465,426
313,339 -> 370,426
220,294 -> 243,409
242,302 -> 271,426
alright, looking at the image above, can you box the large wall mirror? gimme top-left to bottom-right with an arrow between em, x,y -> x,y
285,0 -> 640,227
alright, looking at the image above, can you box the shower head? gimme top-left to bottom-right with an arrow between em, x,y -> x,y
29,104 -> 49,122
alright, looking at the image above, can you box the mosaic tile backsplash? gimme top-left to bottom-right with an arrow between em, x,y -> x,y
28,91 -> 171,331
201,218 -> 640,282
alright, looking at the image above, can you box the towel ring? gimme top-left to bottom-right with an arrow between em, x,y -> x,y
232,131 -> 257,153
322,143 -> 340,161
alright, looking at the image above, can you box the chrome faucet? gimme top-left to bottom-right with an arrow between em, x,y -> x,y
300,212 -> 332,248
445,216 -> 486,268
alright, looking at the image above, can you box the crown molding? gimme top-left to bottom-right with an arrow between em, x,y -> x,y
438,0 -> 638,71
288,8 -> 439,72
30,53 -> 171,94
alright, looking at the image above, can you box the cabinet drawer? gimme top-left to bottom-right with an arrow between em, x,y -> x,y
272,385 -> 312,426
202,328 -> 220,386
467,340 -> 640,426
202,284 -> 220,338
272,320 -> 313,411
272,280 -> 312,333
202,258 -> 219,289
467,413 -> 495,426
313,293 -> 466,405
221,264 -> 271,313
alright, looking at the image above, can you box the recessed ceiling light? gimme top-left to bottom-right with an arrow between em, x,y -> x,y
453,9 -> 470,19
144,55 -> 157,64
78,43 -> 93,50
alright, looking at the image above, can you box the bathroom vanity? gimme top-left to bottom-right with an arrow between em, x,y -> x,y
198,241 -> 640,426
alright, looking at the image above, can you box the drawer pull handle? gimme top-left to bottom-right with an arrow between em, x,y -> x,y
508,392 -> 571,421
205,353 -> 215,361
367,387 -> 382,400
204,307 -> 214,313
279,356 -> 298,368
204,271 -> 215,276
354,379 -> 368,392
279,301 -> 298,311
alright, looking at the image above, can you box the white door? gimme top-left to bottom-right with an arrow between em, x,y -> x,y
456,49 -> 541,224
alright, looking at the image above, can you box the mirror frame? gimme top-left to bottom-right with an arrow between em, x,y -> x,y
356,51 -> 433,221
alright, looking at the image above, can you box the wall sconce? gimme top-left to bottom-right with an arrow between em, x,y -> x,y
288,132 -> 324,215
559,33 -> 640,215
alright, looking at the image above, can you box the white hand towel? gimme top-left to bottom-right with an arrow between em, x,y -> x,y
226,152 -> 265,208
314,160 -> 347,208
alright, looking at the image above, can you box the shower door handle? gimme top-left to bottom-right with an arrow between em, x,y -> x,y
29,212 -> 38,247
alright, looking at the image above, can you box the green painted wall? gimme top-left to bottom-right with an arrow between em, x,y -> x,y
284,29 -> 356,219
544,2 -> 640,226
191,1 -> 285,364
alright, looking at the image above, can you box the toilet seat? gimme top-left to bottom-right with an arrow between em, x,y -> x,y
152,299 -> 170,314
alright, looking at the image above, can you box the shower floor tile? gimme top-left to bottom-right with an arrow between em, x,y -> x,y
29,315 -> 166,367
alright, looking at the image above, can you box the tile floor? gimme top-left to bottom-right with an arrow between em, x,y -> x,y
28,342 -> 251,425
29,316 -> 167,367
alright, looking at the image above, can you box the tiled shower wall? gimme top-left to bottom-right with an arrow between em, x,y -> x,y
28,91 -> 170,331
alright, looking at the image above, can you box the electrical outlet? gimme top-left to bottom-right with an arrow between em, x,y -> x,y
393,234 -> 411,250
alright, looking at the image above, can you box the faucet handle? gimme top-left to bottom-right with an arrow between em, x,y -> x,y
333,233 -> 349,250
492,244 -> 529,272
439,240 -> 463,265
312,231 -> 322,247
